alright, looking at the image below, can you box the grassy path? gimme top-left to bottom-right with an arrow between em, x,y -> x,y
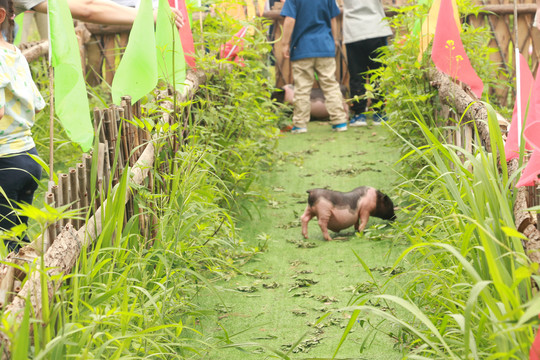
198,121 -> 408,359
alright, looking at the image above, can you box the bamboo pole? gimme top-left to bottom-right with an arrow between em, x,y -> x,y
0,263 -> 14,309
77,163 -> 88,229
45,192 -> 56,249
69,168 -> 79,226
83,154 -> 92,212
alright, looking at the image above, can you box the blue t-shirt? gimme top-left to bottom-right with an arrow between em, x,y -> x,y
280,0 -> 341,61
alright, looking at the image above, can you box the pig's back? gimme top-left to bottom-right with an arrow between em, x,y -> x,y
307,187 -> 369,209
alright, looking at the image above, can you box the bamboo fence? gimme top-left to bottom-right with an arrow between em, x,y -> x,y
0,21 -> 210,355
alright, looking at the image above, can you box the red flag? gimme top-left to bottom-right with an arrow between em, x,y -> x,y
431,0 -> 483,98
220,26 -> 248,66
505,54 -> 534,161
531,316 -> 540,360
524,122 -> 540,150
168,0 -> 196,68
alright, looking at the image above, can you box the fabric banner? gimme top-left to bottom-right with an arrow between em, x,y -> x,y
168,0 -> 196,68
431,0 -> 483,98
111,0 -> 157,105
417,0 -> 460,61
48,0 -> 94,151
157,0 -> 187,92
505,54 -> 534,161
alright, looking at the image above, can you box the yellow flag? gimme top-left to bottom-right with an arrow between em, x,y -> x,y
246,0 -> 256,19
257,0 -> 265,16
418,0 -> 460,62
225,1 -> 246,20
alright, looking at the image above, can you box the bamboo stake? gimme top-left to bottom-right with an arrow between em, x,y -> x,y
0,263 -> 14,309
97,143 -> 106,208
94,108 -> 106,143
13,281 -> 21,294
45,192 -> 56,247
60,173 -> 70,226
103,140 -> 111,195
69,168 -> 79,227
84,154 -> 93,213
77,163 -> 87,229
51,185 -> 61,236
48,66 -> 54,184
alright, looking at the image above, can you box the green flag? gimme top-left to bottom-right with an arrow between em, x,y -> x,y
13,13 -> 23,45
112,0 -> 157,105
156,0 -> 186,93
48,0 -> 94,151
412,0 -> 431,36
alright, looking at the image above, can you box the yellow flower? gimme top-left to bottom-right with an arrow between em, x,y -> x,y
445,39 -> 455,50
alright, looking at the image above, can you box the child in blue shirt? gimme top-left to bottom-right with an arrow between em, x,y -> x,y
0,0 -> 46,252
281,0 -> 348,133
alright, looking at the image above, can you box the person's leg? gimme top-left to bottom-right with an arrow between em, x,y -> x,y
315,57 -> 347,129
291,58 -> 315,131
365,36 -> 388,122
0,148 -> 42,251
20,12 -> 34,43
34,12 -> 49,40
346,39 -> 370,117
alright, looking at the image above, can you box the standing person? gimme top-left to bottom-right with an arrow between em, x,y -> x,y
281,0 -> 348,133
343,0 -> 392,126
0,0 -> 46,252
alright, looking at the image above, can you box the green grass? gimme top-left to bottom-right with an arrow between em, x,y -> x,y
193,121 -> 410,359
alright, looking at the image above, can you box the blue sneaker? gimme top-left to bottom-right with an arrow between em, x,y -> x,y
331,122 -> 348,132
349,113 -> 367,127
373,112 -> 387,125
291,126 -> 308,134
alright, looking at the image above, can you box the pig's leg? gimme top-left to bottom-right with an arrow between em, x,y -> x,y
356,209 -> 370,233
301,206 -> 314,239
316,211 -> 333,241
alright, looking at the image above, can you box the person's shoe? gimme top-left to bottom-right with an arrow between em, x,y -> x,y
349,113 -> 367,127
291,126 -> 308,134
332,123 -> 348,132
373,112 -> 387,125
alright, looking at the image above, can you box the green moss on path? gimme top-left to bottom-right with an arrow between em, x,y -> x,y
197,122 -> 408,359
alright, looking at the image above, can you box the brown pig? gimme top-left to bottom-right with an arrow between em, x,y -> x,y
301,187 -> 396,241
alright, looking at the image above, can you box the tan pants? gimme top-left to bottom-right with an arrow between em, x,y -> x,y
291,57 -> 347,128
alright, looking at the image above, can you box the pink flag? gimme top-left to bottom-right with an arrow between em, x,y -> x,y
505,54 -> 535,161
168,0 -> 196,68
531,316 -> 540,360
524,65 -> 540,150
516,148 -> 540,187
431,0 -> 484,98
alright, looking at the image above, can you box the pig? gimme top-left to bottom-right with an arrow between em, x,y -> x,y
301,186 -> 396,241
271,84 -> 349,120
